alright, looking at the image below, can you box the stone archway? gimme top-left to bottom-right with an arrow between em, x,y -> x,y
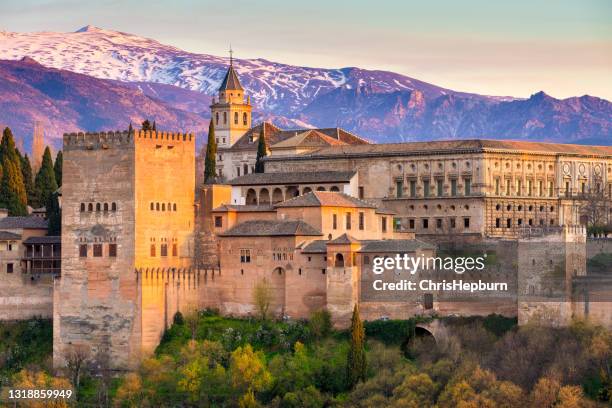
302,187 -> 312,194
334,253 -> 344,267
316,186 -> 326,191
259,188 -> 270,204
272,188 -> 284,203
246,188 -> 257,205
330,186 -> 340,192
287,186 -> 299,198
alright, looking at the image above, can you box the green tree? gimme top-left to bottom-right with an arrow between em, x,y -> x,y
46,191 -> 61,235
54,150 -> 63,187
152,120 -> 157,131
128,122 -> 134,134
230,344 -> 272,399
141,119 -> 152,131
254,125 -> 267,173
204,120 -> 217,184
0,127 -> 28,215
347,304 -> 367,387
33,147 -> 58,209
20,154 -> 35,205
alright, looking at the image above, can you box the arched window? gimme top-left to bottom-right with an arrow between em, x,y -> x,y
88,203 -> 93,212
173,203 -> 177,211
234,112 -> 239,125
96,203 -> 101,212
150,244 -> 156,257
156,203 -> 160,211
243,164 -> 248,175
223,112 -> 227,124
162,203 -> 166,211
80,203 -> 85,212
335,253 -> 344,267
167,202 -> 171,211
150,202 -> 154,210
330,186 -> 340,192
112,202 -> 117,211
215,112 -> 219,125
243,112 -> 248,126
102,203 -> 108,212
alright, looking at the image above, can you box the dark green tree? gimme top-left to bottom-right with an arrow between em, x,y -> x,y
346,304 -> 366,387
0,127 -> 28,215
46,191 -> 61,235
34,147 -> 58,209
54,150 -> 63,187
152,120 -> 157,131
204,120 -> 217,184
254,125 -> 267,173
20,154 -> 35,205
128,122 -> 134,134
141,119 -> 152,131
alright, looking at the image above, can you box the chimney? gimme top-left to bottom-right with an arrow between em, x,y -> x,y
0,208 -> 8,219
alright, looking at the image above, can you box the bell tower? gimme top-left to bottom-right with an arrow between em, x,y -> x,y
210,48 -> 252,148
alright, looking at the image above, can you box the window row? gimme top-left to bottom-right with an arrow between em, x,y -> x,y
215,111 -> 248,126
494,179 -> 554,197
150,202 -> 178,212
495,218 -> 555,228
150,243 -> 178,257
398,217 -> 470,230
495,204 -> 555,212
331,212 -> 367,231
396,178 -> 472,199
79,243 -> 117,258
80,202 -> 118,212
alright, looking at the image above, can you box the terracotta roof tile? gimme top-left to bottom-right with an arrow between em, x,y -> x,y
229,171 -> 356,186
212,204 -> 275,212
358,239 -> 435,253
220,220 -> 322,237
0,231 -> 21,240
0,216 -> 48,230
275,191 -> 376,209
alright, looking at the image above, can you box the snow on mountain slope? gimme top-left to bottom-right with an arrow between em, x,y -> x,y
0,25 -> 486,116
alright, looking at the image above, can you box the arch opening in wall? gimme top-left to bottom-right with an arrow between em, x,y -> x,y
330,186 -> 340,192
272,188 -> 284,204
246,188 -> 257,205
302,187 -> 312,194
334,253 -> 344,267
259,188 -> 270,204
274,267 -> 284,275
287,186 -> 299,198
316,186 -> 326,191
404,325 -> 437,358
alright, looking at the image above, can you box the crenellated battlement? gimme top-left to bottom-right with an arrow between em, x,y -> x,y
63,130 -> 195,150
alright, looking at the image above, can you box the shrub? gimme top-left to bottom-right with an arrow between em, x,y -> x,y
309,309 -> 332,339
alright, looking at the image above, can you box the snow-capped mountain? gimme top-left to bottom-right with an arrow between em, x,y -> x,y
0,25 -> 610,145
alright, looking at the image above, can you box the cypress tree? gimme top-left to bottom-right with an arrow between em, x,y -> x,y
347,304 -> 366,387
34,147 -> 58,209
204,120 -> 217,184
141,119 -> 152,131
254,124 -> 267,173
54,150 -> 63,187
152,120 -> 157,131
128,122 -> 134,134
20,154 -> 35,206
46,191 -> 61,235
0,127 -> 28,215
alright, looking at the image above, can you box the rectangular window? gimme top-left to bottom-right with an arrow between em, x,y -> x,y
150,244 -> 156,257
539,180 -> 543,197
451,179 -> 458,196
581,182 -> 586,194
161,244 -> 168,257
93,244 -> 102,257
358,212 -> 365,230
436,218 -> 442,229
527,180 -> 533,196
214,216 -> 223,228
464,178 -> 471,196
382,217 -> 387,233
494,179 -> 500,195
549,181 -> 554,197
506,179 -> 511,195
410,180 -> 417,197
172,244 -> 178,257
423,180 -> 430,197
396,180 -> 403,198
79,244 -> 87,257
422,218 -> 429,229
358,186 -> 364,199
332,214 -> 337,230
345,212 -> 351,230
409,219 -> 415,229
507,218 -> 512,228
109,244 -> 117,257
393,217 -> 401,231
8,243 -> 12,251
450,218 -> 456,229
240,249 -> 251,263
437,179 -> 443,197
516,179 -> 522,196
7,263 -> 13,273
236,167 -> 240,177
464,218 -> 470,229
495,218 -> 500,228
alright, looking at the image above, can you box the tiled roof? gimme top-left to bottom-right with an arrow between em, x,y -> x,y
220,220 -> 322,237
328,233 -> 359,244
375,207 -> 396,215
0,231 -> 21,240
266,139 -> 612,160
358,239 -> 435,253
0,216 -> 48,230
301,240 -> 328,253
276,191 -> 376,209
212,204 -> 276,212
23,236 -> 61,244
229,171 -> 356,186
226,122 -> 369,152
271,130 -> 348,149
219,64 -> 243,91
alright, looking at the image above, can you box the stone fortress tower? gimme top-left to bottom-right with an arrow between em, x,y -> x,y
209,50 -> 252,149
54,129 -> 195,371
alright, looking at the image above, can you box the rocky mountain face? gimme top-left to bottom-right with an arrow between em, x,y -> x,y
0,26 -> 610,146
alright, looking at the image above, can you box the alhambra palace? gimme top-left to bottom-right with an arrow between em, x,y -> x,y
1,60 -> 612,371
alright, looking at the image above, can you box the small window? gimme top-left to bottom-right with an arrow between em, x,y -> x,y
358,186 -> 364,199
214,216 -> 223,228
80,203 -> 85,212
332,214 -> 337,230
96,203 -> 101,212
215,112 -> 219,125
93,244 -> 102,257
450,218 -> 456,229
495,218 -> 500,228
409,219 -> 415,229
436,218 -> 442,229
464,218 -> 470,228
79,244 -> 87,257
109,244 -> 117,257
423,293 -> 433,309
422,218 -> 429,229
161,244 -> 168,257
240,249 -> 251,263
382,217 -> 387,233
150,202 -> 154,210
103,203 -> 109,211
156,203 -> 160,211
111,202 -> 117,211
359,212 -> 365,230
150,244 -> 156,257
7,263 -> 13,273
172,243 -> 178,257
173,203 -> 177,211
345,212 -> 351,230
88,203 -> 93,212
162,203 -> 166,211
243,112 -> 248,126
234,112 -> 239,125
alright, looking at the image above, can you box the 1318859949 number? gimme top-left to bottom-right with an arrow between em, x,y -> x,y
7,389 -> 73,400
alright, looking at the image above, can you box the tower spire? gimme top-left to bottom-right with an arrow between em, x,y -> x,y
229,44 -> 233,66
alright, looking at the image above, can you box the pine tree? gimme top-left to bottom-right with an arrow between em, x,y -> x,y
141,119 -> 152,131
347,304 -> 366,387
204,120 -> 217,184
34,147 -> 58,209
0,127 -> 28,215
20,154 -> 35,205
46,191 -> 61,235
54,150 -> 63,187
254,124 -> 267,173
